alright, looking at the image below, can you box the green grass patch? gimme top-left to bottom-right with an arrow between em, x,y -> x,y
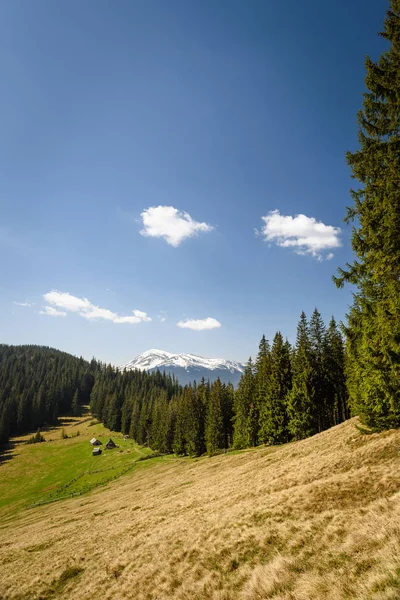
0,416 -> 154,520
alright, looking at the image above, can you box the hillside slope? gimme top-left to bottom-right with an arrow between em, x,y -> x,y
1,419 -> 400,599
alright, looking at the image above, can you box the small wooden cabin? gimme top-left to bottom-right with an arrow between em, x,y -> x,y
105,438 -> 117,449
90,438 -> 102,446
92,447 -> 102,456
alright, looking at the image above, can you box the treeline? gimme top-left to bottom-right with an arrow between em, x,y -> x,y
233,309 -> 348,449
89,367 -> 234,455
89,367 -> 181,441
1,310 -> 348,454
89,308 -> 349,455
0,345 -> 96,444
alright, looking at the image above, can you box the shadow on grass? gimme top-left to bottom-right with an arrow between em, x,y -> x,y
0,441 -> 18,466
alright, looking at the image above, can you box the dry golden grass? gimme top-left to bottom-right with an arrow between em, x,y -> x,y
1,418 -> 400,599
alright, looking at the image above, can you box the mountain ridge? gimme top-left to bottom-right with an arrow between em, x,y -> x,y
120,348 -> 244,386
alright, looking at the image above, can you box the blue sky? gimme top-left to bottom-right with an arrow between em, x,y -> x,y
0,0 -> 388,365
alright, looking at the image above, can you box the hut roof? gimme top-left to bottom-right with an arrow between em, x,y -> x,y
105,438 -> 117,448
90,437 -> 102,445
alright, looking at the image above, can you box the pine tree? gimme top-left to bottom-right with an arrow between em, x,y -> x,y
287,312 -> 316,439
221,382 -> 234,449
334,1 -> 400,429
233,358 -> 255,449
309,308 -> 327,432
183,386 -> 205,456
72,388 -> 81,417
260,332 -> 292,444
173,393 -> 187,455
255,336 -> 271,446
151,391 -> 170,453
205,378 -> 224,455
324,317 -> 349,426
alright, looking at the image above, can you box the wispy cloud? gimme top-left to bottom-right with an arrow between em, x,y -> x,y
257,210 -> 341,260
13,301 -> 34,307
177,317 -> 221,331
39,306 -> 67,317
140,206 -> 214,247
42,290 -> 152,324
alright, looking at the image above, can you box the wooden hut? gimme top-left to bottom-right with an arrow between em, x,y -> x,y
90,438 -> 102,446
92,447 -> 102,456
105,438 -> 117,449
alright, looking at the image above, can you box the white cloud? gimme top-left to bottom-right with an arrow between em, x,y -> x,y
140,205 -> 214,247
177,317 -> 221,331
40,306 -> 67,317
160,317 -> 167,323
13,301 -> 34,307
258,210 -> 341,259
42,290 -> 151,324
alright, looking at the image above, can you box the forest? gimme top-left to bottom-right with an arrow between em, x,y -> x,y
90,308 -> 348,455
0,308 -> 349,456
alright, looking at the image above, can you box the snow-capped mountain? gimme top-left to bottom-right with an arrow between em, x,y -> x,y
120,349 -> 244,386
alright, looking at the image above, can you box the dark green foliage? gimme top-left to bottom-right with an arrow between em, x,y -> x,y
0,345 -> 96,445
309,308 -> 328,432
334,1 -> 400,430
72,389 -> 81,417
259,332 -> 292,444
27,428 -> 45,444
254,337 -> 271,446
325,317 -> 349,426
90,364 -> 181,451
287,312 -> 316,440
232,311 -> 348,446
205,378 -> 224,455
1,310 -> 349,457
233,358 -> 255,449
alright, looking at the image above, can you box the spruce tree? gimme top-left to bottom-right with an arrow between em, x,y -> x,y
205,378 -> 224,455
72,388 -> 81,417
233,358 -> 254,449
259,332 -> 292,444
221,382 -> 234,449
309,308 -> 327,432
324,317 -> 349,426
173,393 -> 187,455
334,1 -> 400,429
287,312 -> 316,439
255,336 -> 271,446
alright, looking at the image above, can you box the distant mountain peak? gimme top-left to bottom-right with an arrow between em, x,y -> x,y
120,349 -> 244,386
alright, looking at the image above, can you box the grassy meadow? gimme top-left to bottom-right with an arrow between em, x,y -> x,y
1,416 -> 400,599
0,409 -> 156,520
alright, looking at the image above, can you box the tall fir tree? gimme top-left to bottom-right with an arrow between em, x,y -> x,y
259,332 -> 292,444
287,312 -> 316,440
183,386 -> 205,456
233,358 -> 255,449
334,1 -> 400,429
255,336 -> 271,445
205,378 -> 224,455
72,388 -> 81,417
309,308 -> 327,432
324,317 -> 349,426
